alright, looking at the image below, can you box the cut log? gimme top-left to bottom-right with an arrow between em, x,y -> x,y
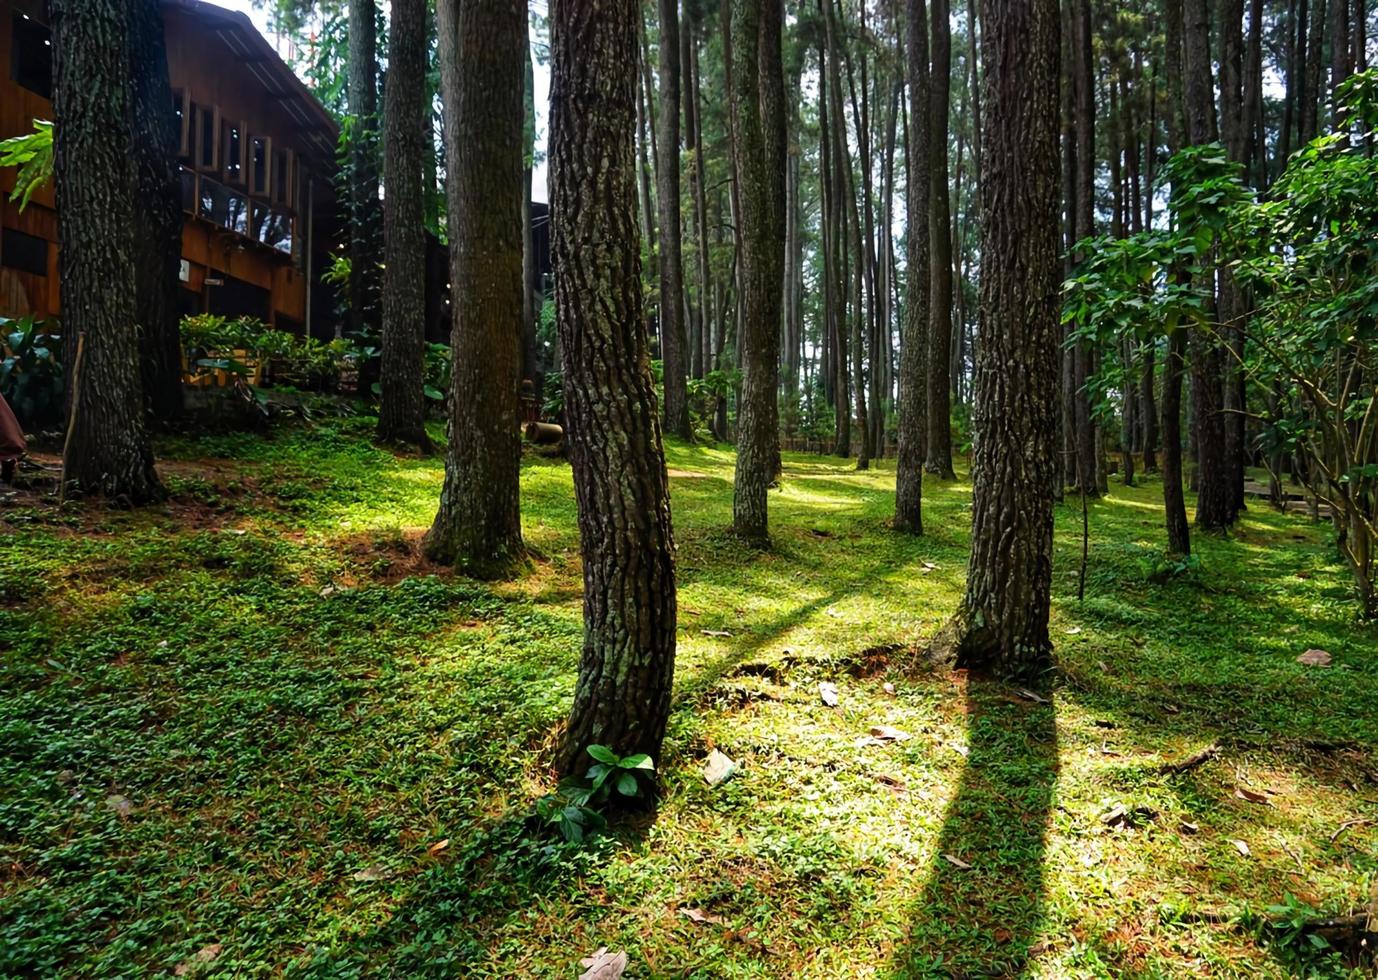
524,421 -> 563,444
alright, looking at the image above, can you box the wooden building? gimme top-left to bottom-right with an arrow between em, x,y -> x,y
0,0 -> 343,336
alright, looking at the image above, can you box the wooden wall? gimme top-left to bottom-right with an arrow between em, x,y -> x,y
0,0 -> 332,330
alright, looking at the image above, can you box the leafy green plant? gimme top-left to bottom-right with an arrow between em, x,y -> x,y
532,745 -> 655,843
0,119 -> 53,210
0,316 -> 63,425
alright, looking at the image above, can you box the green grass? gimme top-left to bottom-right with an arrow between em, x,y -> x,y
1,416 -> 1375,977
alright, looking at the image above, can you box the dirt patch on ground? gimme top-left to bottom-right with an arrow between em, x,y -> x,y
335,527 -> 447,585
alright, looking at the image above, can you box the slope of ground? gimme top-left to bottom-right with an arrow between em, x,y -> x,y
1,417 -> 1374,977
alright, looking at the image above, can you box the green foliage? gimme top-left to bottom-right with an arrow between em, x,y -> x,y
0,119 -> 53,211
0,316 -> 63,426
533,746 -> 656,844
180,315 -> 362,393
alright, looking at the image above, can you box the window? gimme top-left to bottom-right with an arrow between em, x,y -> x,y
190,102 -> 218,170
10,14 -> 52,99
222,121 -> 246,184
197,176 -> 249,236
179,166 -> 197,212
273,148 -> 294,208
172,89 -> 189,157
1,228 -> 48,277
253,205 -> 292,255
249,136 -> 271,197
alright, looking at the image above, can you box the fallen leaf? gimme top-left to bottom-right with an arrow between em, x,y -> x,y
1163,703 -> 1181,715
868,725 -> 912,742
173,943 -> 223,976
579,947 -> 628,980
1235,787 -> 1272,806
874,773 -> 906,793
1097,661 -> 1111,673
1100,742 -> 1121,757
946,741 -> 970,758
1017,688 -> 1048,704
427,839 -> 450,856
922,561 -> 937,570
942,853 -> 972,869
319,586 -> 336,598
701,629 -> 732,638
881,682 -> 896,696
1064,626 -> 1083,635
1100,804 -> 1129,827
106,794 -> 133,819
352,864 -> 390,882
678,907 -> 727,926
1297,648 -> 1332,667
1179,821 -> 1200,835
1231,839 -> 1251,857
703,749 -> 739,786
818,681 -> 839,707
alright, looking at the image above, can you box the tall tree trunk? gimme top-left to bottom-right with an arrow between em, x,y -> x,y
729,0 -> 785,542
1060,0 -> 1077,493
53,0 -> 163,503
348,0 -> 383,342
896,0 -> 931,533
1072,0 -> 1099,497
657,0 -> 693,439
378,0 -> 433,451
128,0 -> 184,422
551,0 -> 677,778
1183,0 -> 1235,531
636,64 -> 658,257
424,0 -> 527,576
934,0 -> 1060,676
690,21 -> 712,381
1162,0 -> 1192,553
522,38 -> 539,384
926,0 -> 956,479
1302,0 -> 1326,141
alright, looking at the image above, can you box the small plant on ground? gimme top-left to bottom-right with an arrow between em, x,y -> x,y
533,745 -> 655,843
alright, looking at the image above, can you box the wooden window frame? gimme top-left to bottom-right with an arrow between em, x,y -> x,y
249,135 -> 273,199
222,119 -> 247,185
173,89 -> 190,159
273,147 -> 295,210
191,101 -> 219,172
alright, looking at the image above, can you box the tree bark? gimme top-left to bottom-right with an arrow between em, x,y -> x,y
1072,0 -> 1099,497
656,0 -> 693,439
550,0 -> 678,777
1162,0 -> 1192,554
1183,0 -> 1235,531
348,0 -> 383,342
377,0 -> 432,450
896,0 -> 931,532
128,0 -> 184,422
728,0 -> 785,542
926,0 -> 956,479
424,0 -> 527,576
934,0 -> 1060,676
53,0 -> 163,503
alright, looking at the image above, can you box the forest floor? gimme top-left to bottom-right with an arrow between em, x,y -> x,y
1,416 -> 1376,978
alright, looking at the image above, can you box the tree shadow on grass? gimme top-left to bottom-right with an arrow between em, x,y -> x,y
891,675 -> 1060,978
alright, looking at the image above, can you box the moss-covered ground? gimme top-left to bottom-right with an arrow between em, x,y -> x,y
2,417 -> 1374,977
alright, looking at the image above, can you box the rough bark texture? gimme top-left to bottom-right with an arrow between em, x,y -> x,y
1182,0 -> 1235,532
424,0 -> 527,576
925,0 -> 956,479
53,0 -> 163,504
895,0 -> 931,533
728,0 -> 785,543
656,0 -> 693,440
347,0 -> 383,341
377,0 -> 432,450
550,0 -> 678,778
1072,0 -> 1100,497
933,0 -> 1059,676
1162,329 -> 1192,553
128,0 -> 184,423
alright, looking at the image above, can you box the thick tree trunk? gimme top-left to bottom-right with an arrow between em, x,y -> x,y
895,0 -> 931,532
934,0 -> 1060,677
1072,0 -> 1099,497
550,0 -> 677,777
424,0 -> 527,576
377,0 -> 432,451
689,22 -> 712,382
1163,330 -> 1191,553
926,0 -> 956,479
656,0 -> 693,439
1183,0 -> 1235,531
1141,340 -> 1159,472
729,0 -> 785,542
53,0 -> 163,504
1302,0 -> 1325,142
347,0 -> 383,342
128,0 -> 184,423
